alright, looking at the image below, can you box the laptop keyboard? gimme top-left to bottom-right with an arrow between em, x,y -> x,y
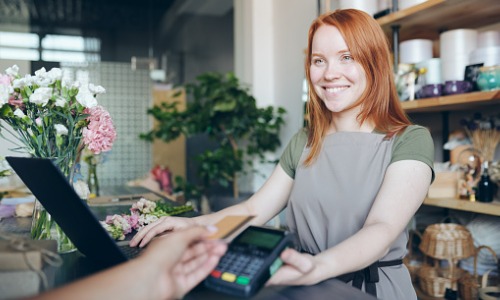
119,245 -> 143,259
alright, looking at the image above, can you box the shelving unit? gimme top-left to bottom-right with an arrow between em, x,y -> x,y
424,197 -> 500,216
378,2 -> 500,297
377,0 -> 500,41
374,0 -> 500,220
401,90 -> 500,113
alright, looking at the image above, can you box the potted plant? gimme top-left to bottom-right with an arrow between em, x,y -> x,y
140,72 -> 286,205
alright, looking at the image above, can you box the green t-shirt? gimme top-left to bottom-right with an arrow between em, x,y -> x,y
279,125 -> 435,182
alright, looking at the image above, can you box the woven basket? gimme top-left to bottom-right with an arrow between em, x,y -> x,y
419,223 -> 475,260
459,245 -> 499,300
404,229 -> 424,283
418,262 -> 467,298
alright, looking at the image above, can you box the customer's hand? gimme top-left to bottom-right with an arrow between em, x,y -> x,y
139,226 -> 227,300
130,216 -> 198,248
266,249 -> 319,286
30,226 -> 226,300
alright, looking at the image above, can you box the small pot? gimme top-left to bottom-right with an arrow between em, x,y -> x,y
477,66 -> 500,91
419,83 -> 444,98
443,80 -> 472,95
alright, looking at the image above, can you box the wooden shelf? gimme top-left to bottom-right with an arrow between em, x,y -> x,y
377,0 -> 500,41
401,90 -> 500,113
423,197 -> 500,216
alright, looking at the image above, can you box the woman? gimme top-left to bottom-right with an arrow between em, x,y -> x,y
131,9 -> 434,299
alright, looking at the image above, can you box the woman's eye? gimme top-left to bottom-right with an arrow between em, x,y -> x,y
313,58 -> 324,65
341,55 -> 353,62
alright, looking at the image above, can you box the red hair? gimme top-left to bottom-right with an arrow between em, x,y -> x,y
304,9 -> 411,165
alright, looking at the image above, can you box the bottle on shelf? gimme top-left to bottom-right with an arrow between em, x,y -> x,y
477,161 -> 494,202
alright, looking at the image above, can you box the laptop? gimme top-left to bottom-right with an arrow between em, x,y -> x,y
6,156 -> 142,269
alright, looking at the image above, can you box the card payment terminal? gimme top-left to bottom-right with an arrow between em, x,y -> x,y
204,226 -> 295,297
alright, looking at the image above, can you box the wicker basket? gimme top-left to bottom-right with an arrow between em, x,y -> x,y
418,262 -> 467,298
404,229 -> 424,283
459,245 -> 499,300
419,223 -> 475,260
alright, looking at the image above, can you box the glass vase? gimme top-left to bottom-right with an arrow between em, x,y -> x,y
31,199 -> 76,253
87,162 -> 100,197
30,157 -> 77,253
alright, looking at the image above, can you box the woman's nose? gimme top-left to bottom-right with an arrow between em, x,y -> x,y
323,64 -> 341,81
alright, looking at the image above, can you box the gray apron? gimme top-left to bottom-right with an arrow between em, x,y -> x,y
286,132 -> 416,300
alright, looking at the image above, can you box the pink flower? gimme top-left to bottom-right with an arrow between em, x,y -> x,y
0,74 -> 11,86
105,214 -> 132,235
126,214 -> 139,230
8,98 -> 23,107
83,105 -> 117,154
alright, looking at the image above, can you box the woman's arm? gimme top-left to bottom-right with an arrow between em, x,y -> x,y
131,164 -> 294,247
268,160 -> 432,285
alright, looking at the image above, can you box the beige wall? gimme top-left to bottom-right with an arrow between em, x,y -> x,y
151,85 -> 186,180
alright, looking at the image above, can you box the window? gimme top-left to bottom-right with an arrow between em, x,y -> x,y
0,31 -> 40,60
0,31 -> 100,63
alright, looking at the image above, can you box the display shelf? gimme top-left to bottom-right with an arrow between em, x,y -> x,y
377,0 -> 500,41
401,90 -> 500,113
423,197 -> 500,216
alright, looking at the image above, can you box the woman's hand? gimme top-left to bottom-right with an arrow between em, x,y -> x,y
266,249 -> 321,286
130,216 -> 198,248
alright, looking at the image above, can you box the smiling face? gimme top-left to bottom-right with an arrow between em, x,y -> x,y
309,25 -> 367,114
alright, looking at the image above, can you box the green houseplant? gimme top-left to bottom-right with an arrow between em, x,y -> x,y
140,72 -> 286,203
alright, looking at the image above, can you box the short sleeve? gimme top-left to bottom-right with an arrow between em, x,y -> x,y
279,129 -> 308,179
391,125 -> 435,182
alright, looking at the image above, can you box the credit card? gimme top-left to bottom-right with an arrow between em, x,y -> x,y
207,215 -> 255,241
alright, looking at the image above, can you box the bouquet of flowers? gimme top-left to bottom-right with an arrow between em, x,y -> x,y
0,65 -> 116,175
101,198 -> 194,240
0,65 -> 117,252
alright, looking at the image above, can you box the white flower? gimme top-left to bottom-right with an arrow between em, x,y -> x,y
54,96 -> 67,107
13,75 -> 34,89
34,67 -> 47,77
33,67 -> 55,86
12,78 -> 25,89
13,108 -> 25,118
138,214 -> 159,228
131,198 -> 157,214
54,124 -> 68,135
29,87 -> 52,106
89,83 -> 106,94
34,76 -> 53,87
35,118 -> 42,126
46,68 -> 62,81
5,65 -> 19,76
76,90 -> 97,108
0,85 -> 10,106
73,180 -> 90,200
